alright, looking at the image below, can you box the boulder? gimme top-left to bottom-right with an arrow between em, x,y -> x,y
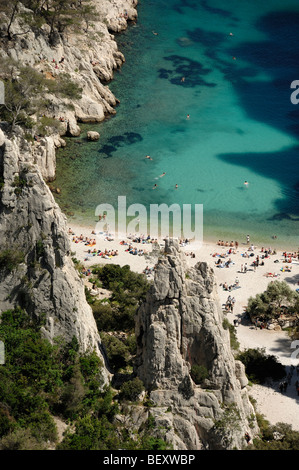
87,131 -> 100,141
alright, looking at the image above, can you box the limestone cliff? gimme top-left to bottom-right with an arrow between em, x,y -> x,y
135,239 -> 258,450
0,0 -> 138,387
0,127 -> 109,383
0,0 -> 138,181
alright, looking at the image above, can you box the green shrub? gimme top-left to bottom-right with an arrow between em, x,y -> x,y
190,364 -> 209,384
50,73 -> 83,100
0,308 -> 107,445
89,264 -> 150,331
223,318 -> 240,350
119,377 -> 145,402
253,416 -> 299,450
37,116 -> 63,137
57,415 -> 119,450
101,333 -> 129,371
236,348 -> 286,384
247,281 -> 298,323
0,249 -> 25,272
0,428 -> 45,450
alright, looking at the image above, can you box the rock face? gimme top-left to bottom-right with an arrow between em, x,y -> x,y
0,128 -> 109,383
0,0 -> 138,180
135,239 -> 258,450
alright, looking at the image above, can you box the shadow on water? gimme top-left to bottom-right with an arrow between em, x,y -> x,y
218,147 -> 299,217
187,10 -> 299,218
173,0 -> 233,19
158,55 -> 217,88
99,132 -> 143,158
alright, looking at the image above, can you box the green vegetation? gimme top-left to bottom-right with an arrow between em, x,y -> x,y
0,282 -> 170,450
100,333 -> 130,372
0,0 -> 94,41
88,264 -> 150,332
36,117 -> 64,137
0,249 -> 25,273
119,377 -> 145,402
222,317 -> 240,350
0,307 -> 108,448
252,414 -> 299,450
0,61 -> 48,129
214,403 -> 242,432
0,59 -> 82,132
247,281 -> 299,324
236,348 -> 286,384
85,264 -> 149,377
50,73 -> 83,100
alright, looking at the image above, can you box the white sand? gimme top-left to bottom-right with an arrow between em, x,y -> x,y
68,222 -> 299,430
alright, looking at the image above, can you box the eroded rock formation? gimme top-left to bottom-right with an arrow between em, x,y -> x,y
135,239 -> 258,450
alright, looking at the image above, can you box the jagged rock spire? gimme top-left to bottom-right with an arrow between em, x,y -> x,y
135,239 -> 258,450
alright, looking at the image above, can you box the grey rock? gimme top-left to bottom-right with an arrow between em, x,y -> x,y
135,239 -> 258,450
87,131 -> 100,141
0,130 -> 110,384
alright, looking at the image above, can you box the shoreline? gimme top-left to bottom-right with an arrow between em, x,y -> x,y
63,213 -> 299,252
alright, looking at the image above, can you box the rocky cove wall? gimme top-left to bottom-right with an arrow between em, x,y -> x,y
0,0 -> 138,181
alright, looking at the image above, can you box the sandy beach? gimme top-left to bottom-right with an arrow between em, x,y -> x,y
68,221 -> 299,431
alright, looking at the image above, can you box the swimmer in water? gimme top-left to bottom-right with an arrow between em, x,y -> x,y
175,184 -> 178,189
145,155 -> 152,160
244,181 -> 249,186
160,172 -> 166,177
153,183 -> 158,189
187,114 -> 190,119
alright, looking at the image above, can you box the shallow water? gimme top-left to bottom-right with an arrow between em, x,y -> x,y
55,0 -> 299,248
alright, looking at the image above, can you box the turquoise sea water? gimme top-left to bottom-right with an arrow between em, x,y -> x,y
55,0 -> 299,248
